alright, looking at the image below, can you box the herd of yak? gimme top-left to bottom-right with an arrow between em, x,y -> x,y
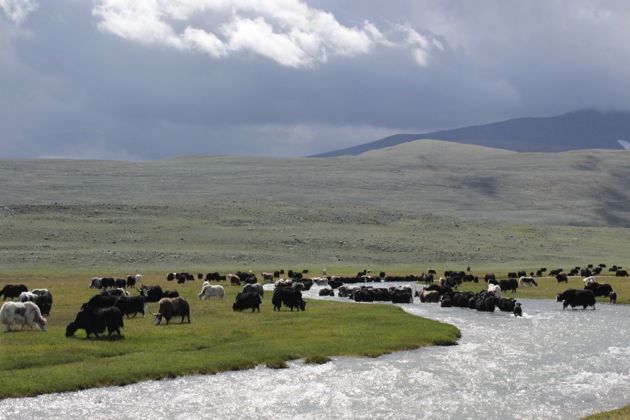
0,262 -> 625,337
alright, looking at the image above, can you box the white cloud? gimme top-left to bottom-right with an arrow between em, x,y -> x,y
0,0 -> 36,24
221,16 -> 311,67
394,24 -> 444,67
93,1 -> 183,47
92,0 -> 440,68
182,26 -> 227,57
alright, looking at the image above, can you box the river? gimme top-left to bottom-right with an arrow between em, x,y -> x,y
1,284 -> 628,419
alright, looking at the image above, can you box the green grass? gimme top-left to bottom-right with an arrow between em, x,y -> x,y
0,272 -> 460,399
583,405 -> 630,419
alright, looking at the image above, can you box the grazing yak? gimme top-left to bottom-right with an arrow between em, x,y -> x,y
518,277 -> 538,287
261,272 -> 274,281
82,293 -> 119,309
556,289 -> 596,310
227,274 -> 241,286
31,289 -> 53,316
100,278 -> 115,289
238,271 -> 258,284
101,288 -> 129,297
0,284 -> 28,300
138,285 -> 164,302
167,272 -> 194,283
163,290 -> 179,298
89,277 -> 102,289
233,292 -> 263,312
555,274 -> 568,283
242,283 -> 264,298
583,282 -> 614,298
205,272 -> 226,282
18,291 -> 38,303
198,284 -> 225,300
66,307 -> 124,338
125,274 -> 140,288
154,297 -> 191,325
115,296 -> 146,318
272,288 -> 306,311
499,279 -> 518,293
19,289 -> 53,316
0,301 -> 47,331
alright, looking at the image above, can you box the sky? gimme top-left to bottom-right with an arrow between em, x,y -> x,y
2,0 -> 630,160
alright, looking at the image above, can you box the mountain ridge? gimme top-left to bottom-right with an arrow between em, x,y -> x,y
311,110 -> 630,157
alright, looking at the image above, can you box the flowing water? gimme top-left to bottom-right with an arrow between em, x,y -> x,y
1,283 -> 629,419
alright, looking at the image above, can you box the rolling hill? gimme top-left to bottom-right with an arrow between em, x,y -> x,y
1,140 -> 629,227
2,140 -> 630,269
311,110 -> 630,157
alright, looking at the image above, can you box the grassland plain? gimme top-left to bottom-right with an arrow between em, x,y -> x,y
0,271 -> 460,399
1,140 -> 630,227
1,201 -> 630,272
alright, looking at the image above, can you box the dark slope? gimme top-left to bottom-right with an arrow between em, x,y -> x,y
311,110 -> 630,157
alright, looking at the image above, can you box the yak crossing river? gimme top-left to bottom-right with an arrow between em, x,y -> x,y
1,282 -> 629,419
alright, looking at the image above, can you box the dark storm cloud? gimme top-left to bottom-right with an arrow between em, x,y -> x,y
1,0 -> 629,159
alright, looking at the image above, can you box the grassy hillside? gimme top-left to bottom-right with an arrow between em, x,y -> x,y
1,140 -> 629,226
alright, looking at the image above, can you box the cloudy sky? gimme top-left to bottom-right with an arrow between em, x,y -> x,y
1,0 -> 630,160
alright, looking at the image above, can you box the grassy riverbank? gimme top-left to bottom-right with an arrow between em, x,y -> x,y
584,405 -> 630,419
1,266 -> 627,400
0,271 -> 460,399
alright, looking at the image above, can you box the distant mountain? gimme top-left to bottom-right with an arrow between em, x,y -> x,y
311,110 -> 630,157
